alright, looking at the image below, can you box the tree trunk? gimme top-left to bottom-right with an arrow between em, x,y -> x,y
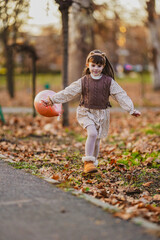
112,12 -> 120,69
5,45 -> 14,98
148,22 -> 160,90
69,0 -> 94,83
146,0 -> 160,90
61,7 -> 69,126
32,58 -> 36,117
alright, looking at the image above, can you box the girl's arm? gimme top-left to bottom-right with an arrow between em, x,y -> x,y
43,78 -> 82,106
110,79 -> 141,117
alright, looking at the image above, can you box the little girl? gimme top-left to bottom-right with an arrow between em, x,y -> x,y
42,50 -> 141,173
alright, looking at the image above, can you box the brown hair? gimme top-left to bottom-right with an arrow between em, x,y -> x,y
83,49 -> 115,79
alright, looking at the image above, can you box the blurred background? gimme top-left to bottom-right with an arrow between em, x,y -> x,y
0,0 -> 160,111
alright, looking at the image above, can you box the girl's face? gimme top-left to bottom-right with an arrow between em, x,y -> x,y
88,62 -> 104,77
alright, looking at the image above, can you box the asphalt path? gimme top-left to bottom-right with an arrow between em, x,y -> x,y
0,159 -> 159,240
2,106 -> 160,114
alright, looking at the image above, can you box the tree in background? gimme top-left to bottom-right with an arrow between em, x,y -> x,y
68,0 -> 148,78
93,0 -> 149,70
146,0 -> 160,90
55,0 -> 73,126
68,0 -> 94,83
35,26 -> 62,72
93,1 -> 120,69
0,0 -> 29,98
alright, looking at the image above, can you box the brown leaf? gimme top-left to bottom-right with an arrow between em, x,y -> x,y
114,211 -> 136,220
142,181 -> 153,187
64,163 -> 70,168
110,158 -> 116,165
51,173 -> 60,180
126,187 -> 141,195
146,204 -> 160,213
144,157 -> 154,166
153,194 -> 160,201
105,146 -> 116,153
110,198 -> 118,205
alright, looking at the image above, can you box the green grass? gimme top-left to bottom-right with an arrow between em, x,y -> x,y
8,161 -> 39,174
116,72 -> 151,84
36,73 -> 62,89
116,151 -> 160,169
0,73 -> 62,90
143,123 -> 160,136
84,187 -> 90,192
0,72 -> 152,90
64,128 -> 86,142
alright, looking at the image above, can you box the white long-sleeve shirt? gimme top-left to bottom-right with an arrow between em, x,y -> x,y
51,76 -> 135,138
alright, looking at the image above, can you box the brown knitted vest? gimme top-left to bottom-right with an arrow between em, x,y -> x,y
79,74 -> 112,109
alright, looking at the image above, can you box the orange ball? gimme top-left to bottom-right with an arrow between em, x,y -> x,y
34,90 -> 62,117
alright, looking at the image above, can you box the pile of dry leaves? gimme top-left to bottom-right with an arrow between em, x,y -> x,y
0,110 -> 160,224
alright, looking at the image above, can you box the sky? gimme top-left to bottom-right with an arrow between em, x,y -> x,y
23,0 -> 60,35
25,0 -> 160,35
29,0 -> 60,26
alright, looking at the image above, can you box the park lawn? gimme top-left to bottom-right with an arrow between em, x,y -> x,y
0,110 -> 160,224
0,73 -> 62,90
116,72 -> 151,83
1,71 -> 160,108
0,71 -> 151,89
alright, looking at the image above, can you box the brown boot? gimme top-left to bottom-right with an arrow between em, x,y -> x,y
82,156 -> 97,173
84,161 -> 98,173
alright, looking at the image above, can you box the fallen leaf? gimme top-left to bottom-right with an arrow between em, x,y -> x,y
126,187 -> 141,195
51,173 -> 60,180
146,204 -> 160,213
114,211 -> 136,220
142,181 -> 153,187
153,194 -> 160,201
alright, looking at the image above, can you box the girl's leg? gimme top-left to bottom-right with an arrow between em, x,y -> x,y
94,138 -> 100,166
82,124 -> 98,173
85,124 -> 98,156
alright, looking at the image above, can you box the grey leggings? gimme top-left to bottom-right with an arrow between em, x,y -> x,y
85,125 -> 100,159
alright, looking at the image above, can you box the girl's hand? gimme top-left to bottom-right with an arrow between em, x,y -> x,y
41,97 -> 53,107
131,109 -> 141,117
